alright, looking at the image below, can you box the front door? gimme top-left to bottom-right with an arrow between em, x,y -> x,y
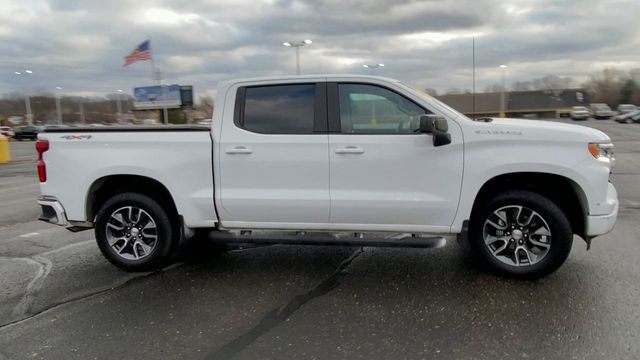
328,82 -> 463,230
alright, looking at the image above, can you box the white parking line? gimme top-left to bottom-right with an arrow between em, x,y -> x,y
19,232 -> 40,238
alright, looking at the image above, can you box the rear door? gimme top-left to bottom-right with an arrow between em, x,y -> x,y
218,81 -> 330,226
327,81 -> 464,230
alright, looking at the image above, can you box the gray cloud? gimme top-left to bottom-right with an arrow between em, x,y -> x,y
0,0 -> 639,98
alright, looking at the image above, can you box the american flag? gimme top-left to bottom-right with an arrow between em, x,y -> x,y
123,40 -> 151,67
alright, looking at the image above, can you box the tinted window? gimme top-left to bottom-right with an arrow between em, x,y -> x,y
242,84 -> 315,134
338,84 -> 425,134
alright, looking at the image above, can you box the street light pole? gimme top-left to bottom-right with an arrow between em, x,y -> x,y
363,63 -> 385,75
79,100 -> 85,124
282,40 -> 312,75
116,89 -> 123,123
55,86 -> 63,125
14,70 -> 34,125
499,64 -> 508,118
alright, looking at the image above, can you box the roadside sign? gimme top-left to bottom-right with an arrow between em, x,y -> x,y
8,116 -> 24,125
133,85 -> 182,110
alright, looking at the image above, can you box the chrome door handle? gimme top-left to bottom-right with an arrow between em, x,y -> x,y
226,146 -> 253,154
335,146 -> 364,154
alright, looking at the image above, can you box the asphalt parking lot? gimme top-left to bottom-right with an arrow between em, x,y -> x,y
0,120 -> 639,360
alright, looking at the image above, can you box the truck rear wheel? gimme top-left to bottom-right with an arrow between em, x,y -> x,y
95,192 -> 176,272
468,190 -> 573,279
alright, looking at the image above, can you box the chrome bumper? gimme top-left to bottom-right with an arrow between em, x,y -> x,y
37,196 -> 69,226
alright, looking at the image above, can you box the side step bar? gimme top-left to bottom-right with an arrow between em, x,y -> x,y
208,231 -> 446,249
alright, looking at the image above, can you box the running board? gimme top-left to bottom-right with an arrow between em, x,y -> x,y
208,231 -> 446,249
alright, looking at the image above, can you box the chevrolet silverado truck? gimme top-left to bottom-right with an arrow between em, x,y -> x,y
36,75 -> 618,279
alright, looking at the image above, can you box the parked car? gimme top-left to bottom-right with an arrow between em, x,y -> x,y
617,104 -> 637,114
614,109 -> 640,124
36,75 -> 618,279
13,125 -> 40,140
0,126 -> 15,138
570,106 -> 590,120
590,103 -> 614,119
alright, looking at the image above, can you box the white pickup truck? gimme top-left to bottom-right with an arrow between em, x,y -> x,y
36,75 -> 618,279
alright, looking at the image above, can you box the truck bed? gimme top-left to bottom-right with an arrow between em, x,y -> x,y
43,125 -> 210,133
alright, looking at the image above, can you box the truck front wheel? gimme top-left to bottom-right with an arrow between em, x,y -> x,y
95,192 -> 176,272
468,190 -> 573,279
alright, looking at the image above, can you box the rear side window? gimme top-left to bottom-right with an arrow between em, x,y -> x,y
240,84 -> 316,134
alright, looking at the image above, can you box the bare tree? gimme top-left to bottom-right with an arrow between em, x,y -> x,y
444,87 -> 463,95
424,88 -> 438,96
483,84 -> 506,93
198,95 -> 214,117
511,75 -> 576,92
582,68 -> 629,106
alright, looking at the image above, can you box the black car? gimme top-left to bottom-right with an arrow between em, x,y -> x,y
13,126 -> 41,140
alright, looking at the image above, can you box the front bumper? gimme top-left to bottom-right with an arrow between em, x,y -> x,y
37,196 -> 69,226
585,183 -> 618,238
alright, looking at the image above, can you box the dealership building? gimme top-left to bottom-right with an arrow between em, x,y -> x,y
436,88 -> 588,119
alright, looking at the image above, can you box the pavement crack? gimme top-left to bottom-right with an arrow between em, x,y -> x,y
205,247 -> 364,360
0,263 -> 183,331
11,255 -> 53,318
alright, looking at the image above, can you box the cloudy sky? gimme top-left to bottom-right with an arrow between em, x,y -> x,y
1,0 -> 639,99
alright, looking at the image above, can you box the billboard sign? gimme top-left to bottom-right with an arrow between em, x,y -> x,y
133,84 -> 182,110
8,116 -> 24,125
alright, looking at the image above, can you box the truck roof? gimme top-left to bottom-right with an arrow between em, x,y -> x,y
217,74 -> 401,87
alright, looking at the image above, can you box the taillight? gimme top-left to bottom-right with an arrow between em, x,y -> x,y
36,139 -> 49,182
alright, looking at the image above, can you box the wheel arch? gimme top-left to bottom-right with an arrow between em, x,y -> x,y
86,174 -> 180,227
470,172 -> 589,240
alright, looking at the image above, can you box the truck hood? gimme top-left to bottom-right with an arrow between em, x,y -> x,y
481,118 -> 611,143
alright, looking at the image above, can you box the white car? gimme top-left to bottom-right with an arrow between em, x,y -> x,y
617,104 -> 637,114
0,126 -> 15,138
570,106 -> 590,120
590,103 -> 614,119
35,75 -> 618,279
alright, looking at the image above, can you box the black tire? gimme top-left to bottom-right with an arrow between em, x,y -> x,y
95,192 -> 176,272
468,190 -> 573,279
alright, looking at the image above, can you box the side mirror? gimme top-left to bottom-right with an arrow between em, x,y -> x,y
418,115 -> 436,133
418,114 -> 452,147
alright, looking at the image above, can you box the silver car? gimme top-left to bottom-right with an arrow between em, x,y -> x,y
570,106 -> 590,120
590,103 -> 614,119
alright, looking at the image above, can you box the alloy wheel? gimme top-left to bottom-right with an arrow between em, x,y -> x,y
482,205 -> 552,267
105,206 -> 158,261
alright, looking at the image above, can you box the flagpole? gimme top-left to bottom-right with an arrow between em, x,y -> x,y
148,36 -> 160,85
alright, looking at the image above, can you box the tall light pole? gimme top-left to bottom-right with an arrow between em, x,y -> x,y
282,39 -> 312,75
116,89 -> 123,123
55,86 -> 63,125
499,64 -> 508,118
363,63 -> 385,75
14,70 -> 34,125
79,99 -> 85,125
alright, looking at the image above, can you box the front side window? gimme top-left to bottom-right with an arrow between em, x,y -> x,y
338,84 -> 425,134
242,84 -> 315,134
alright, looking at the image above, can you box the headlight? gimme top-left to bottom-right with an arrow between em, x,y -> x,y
588,142 -> 615,164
